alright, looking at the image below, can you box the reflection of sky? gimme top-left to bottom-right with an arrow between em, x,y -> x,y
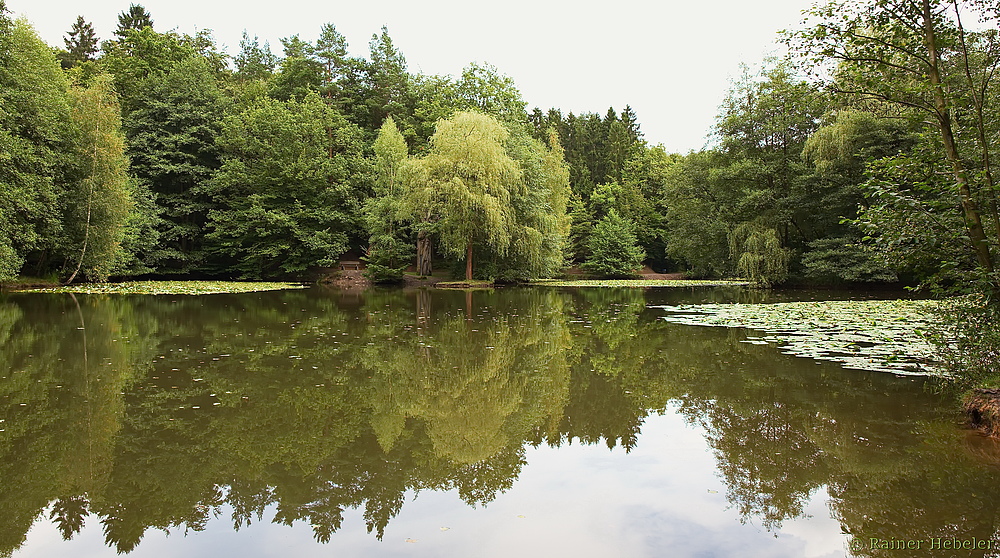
14,412 -> 849,558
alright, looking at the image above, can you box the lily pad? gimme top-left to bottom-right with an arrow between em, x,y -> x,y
652,299 -> 946,375
529,279 -> 750,288
17,281 -> 308,295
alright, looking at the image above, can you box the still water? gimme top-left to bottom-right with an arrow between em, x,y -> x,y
2,286 -> 999,557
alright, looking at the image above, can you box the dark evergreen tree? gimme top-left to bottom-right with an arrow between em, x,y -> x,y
363,26 -> 412,134
114,4 -> 153,39
58,16 -> 99,69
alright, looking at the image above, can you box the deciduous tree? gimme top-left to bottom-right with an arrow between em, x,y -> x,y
62,75 -> 132,284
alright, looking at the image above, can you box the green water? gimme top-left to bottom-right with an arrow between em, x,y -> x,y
1,286 -> 998,557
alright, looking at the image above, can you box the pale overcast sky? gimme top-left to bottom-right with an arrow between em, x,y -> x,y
8,0 -> 814,153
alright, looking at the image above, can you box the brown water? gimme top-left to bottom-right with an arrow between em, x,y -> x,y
1,286 -> 998,558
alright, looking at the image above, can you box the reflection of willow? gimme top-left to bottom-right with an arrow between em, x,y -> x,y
360,288 -> 571,467
0,288 -> 575,551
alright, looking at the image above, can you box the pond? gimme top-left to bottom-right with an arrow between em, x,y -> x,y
2,286 -> 999,557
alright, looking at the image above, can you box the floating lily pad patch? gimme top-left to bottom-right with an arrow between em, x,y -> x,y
529,279 -> 750,288
652,299 -> 947,375
19,281 -> 308,295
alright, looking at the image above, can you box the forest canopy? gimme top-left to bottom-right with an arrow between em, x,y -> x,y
0,0 -> 998,295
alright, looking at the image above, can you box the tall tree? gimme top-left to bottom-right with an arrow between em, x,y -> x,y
315,23 -> 349,98
363,26 -> 412,133
0,14 -> 73,280
408,112 -> 520,280
62,75 -> 132,284
206,93 -> 371,277
58,16 -> 99,69
364,116 -> 413,282
114,4 -> 153,40
785,0 -> 996,274
124,56 -> 224,273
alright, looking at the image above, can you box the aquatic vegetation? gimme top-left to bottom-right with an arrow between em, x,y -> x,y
17,281 -> 307,295
529,279 -> 750,288
652,299 -> 945,375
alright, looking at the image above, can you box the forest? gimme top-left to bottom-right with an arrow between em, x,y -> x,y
2,1 -> 1000,376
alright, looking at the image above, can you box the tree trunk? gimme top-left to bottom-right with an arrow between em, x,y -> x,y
922,0 -> 994,272
953,0 -> 1000,253
465,240 -> 473,281
416,230 -> 432,276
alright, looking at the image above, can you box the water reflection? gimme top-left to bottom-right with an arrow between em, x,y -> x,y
1,287 -> 999,556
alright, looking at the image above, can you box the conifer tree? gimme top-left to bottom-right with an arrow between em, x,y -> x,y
59,16 -> 99,69
115,4 -> 153,39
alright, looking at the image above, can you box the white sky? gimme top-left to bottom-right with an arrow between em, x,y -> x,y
8,0 -> 815,153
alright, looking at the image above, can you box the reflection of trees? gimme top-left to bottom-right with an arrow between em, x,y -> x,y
658,318 -> 1000,554
4,287 -> 1000,556
0,288 -> 576,552
0,294 -> 157,555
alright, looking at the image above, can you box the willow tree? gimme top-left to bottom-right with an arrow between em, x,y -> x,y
411,111 -> 521,280
729,222 -> 790,287
63,75 -> 132,284
486,127 -> 571,281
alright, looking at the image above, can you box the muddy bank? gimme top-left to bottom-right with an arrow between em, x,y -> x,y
965,389 -> 1000,438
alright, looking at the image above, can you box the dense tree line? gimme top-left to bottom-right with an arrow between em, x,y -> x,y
3,0 -> 1000,294
0,2 -> 581,282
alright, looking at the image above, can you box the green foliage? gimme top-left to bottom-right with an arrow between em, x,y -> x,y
206,93 -> 370,277
123,56 -> 224,273
363,116 -> 412,283
729,222 -> 790,287
799,237 -> 897,284
935,296 -> 1000,390
855,145 -> 976,293
61,75 -> 132,283
454,63 -> 527,125
785,0 -> 1000,277
101,27 -> 196,106
581,209 -> 645,278
0,17 -> 73,281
